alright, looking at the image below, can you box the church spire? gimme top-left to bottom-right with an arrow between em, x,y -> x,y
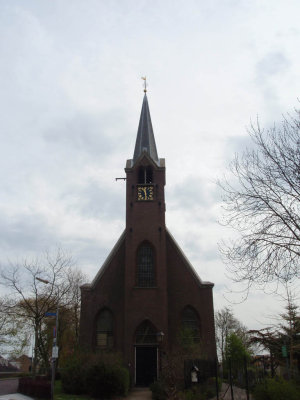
133,93 -> 159,165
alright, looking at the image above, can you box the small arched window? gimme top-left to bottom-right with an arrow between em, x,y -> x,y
138,166 -> 153,184
96,309 -> 113,348
136,320 -> 157,344
137,244 -> 155,287
181,306 -> 201,343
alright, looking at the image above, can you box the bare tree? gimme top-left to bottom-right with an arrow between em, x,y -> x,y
55,268 -> 87,365
219,109 -> 300,291
64,268 -> 87,345
215,307 -> 245,364
0,297 -> 30,357
0,249 -> 74,375
0,298 -> 12,349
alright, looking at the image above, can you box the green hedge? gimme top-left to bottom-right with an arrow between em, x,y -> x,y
60,352 -> 129,399
150,380 -> 166,400
253,377 -> 300,400
60,355 -> 86,395
86,363 -> 129,399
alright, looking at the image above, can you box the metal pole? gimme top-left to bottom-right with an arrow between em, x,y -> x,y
36,277 -> 59,400
51,358 -> 55,400
51,303 -> 59,400
229,359 -> 234,400
215,358 -> 219,400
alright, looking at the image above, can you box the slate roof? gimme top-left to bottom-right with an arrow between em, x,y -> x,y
133,94 -> 159,165
82,228 -> 213,290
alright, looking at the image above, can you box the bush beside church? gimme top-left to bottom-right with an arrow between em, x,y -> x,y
60,351 -> 129,399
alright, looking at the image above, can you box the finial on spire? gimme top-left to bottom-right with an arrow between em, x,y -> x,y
141,76 -> 147,93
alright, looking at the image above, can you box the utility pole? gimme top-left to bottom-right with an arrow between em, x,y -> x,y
36,277 -> 59,400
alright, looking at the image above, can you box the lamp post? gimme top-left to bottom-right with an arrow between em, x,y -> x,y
36,277 -> 59,400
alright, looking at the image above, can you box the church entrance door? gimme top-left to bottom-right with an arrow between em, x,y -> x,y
135,346 -> 157,386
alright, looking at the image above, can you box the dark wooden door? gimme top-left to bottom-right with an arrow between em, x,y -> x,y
136,346 -> 157,386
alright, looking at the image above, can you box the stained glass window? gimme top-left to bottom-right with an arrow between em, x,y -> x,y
182,306 -> 201,343
96,309 -> 113,348
137,244 -> 155,287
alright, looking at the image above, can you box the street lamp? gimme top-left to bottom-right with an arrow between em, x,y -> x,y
157,331 -> 164,344
36,277 -> 59,400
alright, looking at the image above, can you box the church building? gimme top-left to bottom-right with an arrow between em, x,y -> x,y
79,90 -> 216,386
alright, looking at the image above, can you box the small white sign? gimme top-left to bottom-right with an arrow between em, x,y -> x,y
52,346 -> 59,358
191,371 -> 198,383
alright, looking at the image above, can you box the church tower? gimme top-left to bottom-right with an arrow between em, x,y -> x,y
80,90 -> 216,386
123,93 -> 168,383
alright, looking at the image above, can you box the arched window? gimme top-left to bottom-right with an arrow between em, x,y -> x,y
181,306 -> 201,343
138,166 -> 153,184
96,309 -> 113,348
136,320 -> 157,344
137,244 -> 155,287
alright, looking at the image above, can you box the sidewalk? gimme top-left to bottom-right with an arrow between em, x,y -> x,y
0,388 -> 152,400
125,387 -> 152,400
212,383 -> 252,400
0,395 -> 34,400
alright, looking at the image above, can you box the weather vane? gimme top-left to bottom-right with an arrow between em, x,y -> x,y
141,76 -> 147,93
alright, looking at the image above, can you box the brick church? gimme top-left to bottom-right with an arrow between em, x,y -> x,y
79,90 -> 216,386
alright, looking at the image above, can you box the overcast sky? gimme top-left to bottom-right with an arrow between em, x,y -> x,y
1,0 -> 300,331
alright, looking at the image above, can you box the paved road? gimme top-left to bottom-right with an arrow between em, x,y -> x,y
0,379 -> 34,400
0,395 -> 33,400
0,379 -> 19,396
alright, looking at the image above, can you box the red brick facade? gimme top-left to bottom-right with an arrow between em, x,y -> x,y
79,95 -> 216,385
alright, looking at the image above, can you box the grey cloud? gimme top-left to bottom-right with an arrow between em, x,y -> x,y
213,283 -> 228,294
61,181 -> 125,220
0,210 -> 117,279
64,236 -> 114,278
255,52 -> 290,111
224,135 -> 253,156
184,238 -> 220,263
41,108 -> 133,173
43,113 -> 115,159
0,212 -> 56,253
256,52 -> 290,80
168,176 -> 219,210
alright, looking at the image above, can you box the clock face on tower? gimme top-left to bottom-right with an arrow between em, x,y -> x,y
137,185 -> 154,201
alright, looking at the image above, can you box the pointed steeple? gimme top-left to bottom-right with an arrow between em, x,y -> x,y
133,94 -> 159,165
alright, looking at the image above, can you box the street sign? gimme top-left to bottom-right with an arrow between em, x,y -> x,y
281,345 -> 288,358
52,346 -> 59,358
45,312 -> 57,317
